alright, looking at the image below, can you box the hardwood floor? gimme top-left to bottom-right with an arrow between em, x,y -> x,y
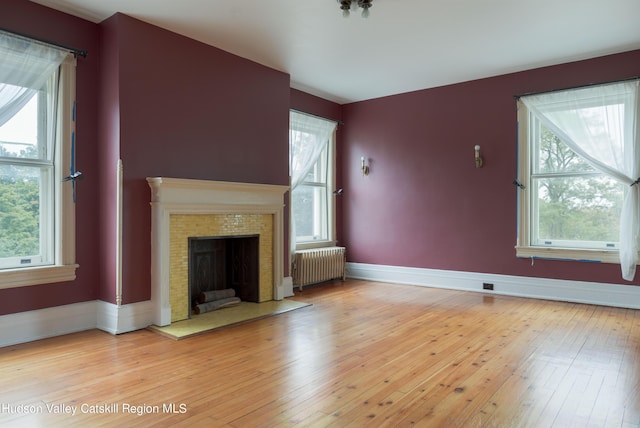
1,279 -> 639,427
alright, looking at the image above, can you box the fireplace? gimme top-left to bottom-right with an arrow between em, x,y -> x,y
147,177 -> 290,326
189,234 -> 259,315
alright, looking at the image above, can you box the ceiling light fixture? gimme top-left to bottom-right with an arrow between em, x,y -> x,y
338,0 -> 373,18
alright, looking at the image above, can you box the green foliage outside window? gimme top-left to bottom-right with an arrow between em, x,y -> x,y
0,144 -> 40,258
535,126 -> 623,245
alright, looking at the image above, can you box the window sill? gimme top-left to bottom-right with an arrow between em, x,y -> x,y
0,264 -> 79,289
515,246 -> 619,264
296,241 -> 338,251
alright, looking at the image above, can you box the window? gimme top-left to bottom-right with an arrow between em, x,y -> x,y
516,80 -> 640,279
0,32 -> 77,288
523,119 -> 625,251
292,140 -> 331,243
289,111 -> 337,249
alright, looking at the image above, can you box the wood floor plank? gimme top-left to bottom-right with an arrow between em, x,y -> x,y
0,280 -> 638,427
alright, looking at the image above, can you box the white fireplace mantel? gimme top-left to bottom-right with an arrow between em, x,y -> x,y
147,177 -> 290,326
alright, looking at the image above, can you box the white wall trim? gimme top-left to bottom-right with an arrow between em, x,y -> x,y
279,276 -> 294,299
116,159 -> 123,306
96,300 -> 154,335
347,262 -> 640,309
0,299 -> 155,348
0,301 -> 97,348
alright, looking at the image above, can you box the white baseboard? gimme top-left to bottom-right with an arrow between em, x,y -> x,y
97,300 -> 154,335
281,276 -> 294,299
346,262 -> 640,309
5,264 -> 637,348
0,299 -> 155,348
0,301 -> 98,348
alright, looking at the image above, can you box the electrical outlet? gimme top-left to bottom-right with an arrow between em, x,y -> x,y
483,283 -> 494,291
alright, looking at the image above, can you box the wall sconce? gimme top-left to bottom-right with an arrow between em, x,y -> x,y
361,156 -> 370,176
474,145 -> 483,168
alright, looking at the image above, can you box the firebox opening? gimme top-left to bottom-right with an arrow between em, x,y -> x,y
188,234 -> 259,317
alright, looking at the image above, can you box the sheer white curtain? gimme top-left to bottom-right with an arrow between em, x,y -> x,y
290,111 -> 337,189
521,80 -> 640,280
0,31 -> 67,127
289,110 -> 337,254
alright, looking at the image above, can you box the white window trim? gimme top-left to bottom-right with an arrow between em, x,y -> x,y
516,104 -> 621,264
0,55 -> 78,289
295,129 -> 337,251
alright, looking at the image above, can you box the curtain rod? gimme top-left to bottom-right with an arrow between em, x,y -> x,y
291,108 -> 344,126
513,75 -> 639,100
0,27 -> 88,58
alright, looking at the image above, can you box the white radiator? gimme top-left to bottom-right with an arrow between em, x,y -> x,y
293,247 -> 346,290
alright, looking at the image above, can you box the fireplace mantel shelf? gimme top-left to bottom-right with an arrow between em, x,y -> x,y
148,177 -> 288,207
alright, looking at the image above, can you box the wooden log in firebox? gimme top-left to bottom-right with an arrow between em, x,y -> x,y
197,288 -> 236,304
193,297 -> 241,315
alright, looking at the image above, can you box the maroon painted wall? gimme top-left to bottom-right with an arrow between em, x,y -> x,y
103,15 -> 291,304
342,49 -> 640,286
2,0 -> 638,321
290,89 -> 342,124
0,0 -> 101,315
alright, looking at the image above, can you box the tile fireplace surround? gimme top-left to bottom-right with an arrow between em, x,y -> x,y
147,177 -> 290,326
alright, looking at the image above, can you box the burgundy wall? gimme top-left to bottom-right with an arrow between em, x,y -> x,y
342,49 -> 640,286
2,0 -> 639,321
290,89 -> 342,124
0,0 -> 101,315
104,15 -> 291,304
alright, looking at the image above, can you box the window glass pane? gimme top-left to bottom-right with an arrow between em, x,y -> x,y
535,124 -> 595,174
303,170 -> 316,183
313,186 -> 328,240
0,92 -> 40,159
290,130 -> 315,154
533,175 -> 623,245
300,146 -> 328,184
0,164 -> 41,259
293,185 -> 314,239
293,184 -> 328,241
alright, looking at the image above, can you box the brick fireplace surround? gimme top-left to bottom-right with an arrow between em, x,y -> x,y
147,177 -> 290,326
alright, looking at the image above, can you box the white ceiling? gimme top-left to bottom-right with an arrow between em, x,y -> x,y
30,0 -> 640,104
